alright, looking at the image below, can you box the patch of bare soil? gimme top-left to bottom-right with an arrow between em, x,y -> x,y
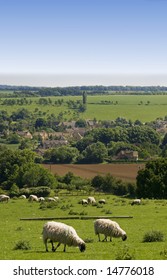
43,163 -> 145,182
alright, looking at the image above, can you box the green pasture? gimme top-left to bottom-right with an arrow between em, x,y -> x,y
0,195 -> 167,260
1,94 -> 167,122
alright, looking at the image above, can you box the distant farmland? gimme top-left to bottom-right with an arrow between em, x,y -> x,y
1,94 -> 167,122
43,163 -> 145,182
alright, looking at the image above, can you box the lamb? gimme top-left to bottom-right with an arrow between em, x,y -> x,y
42,221 -> 86,253
47,197 -> 56,202
0,194 -> 10,202
28,194 -> 39,202
87,196 -> 96,204
94,219 -> 127,242
38,197 -> 45,202
19,195 -> 26,199
131,199 -> 141,205
98,199 -> 106,204
82,199 -> 88,205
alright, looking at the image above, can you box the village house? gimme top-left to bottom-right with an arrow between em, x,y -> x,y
116,150 -> 139,161
66,127 -> 86,140
41,139 -> 68,149
155,120 -> 167,134
16,131 -> 33,139
86,119 -> 98,128
59,121 -> 76,129
33,130 -> 48,141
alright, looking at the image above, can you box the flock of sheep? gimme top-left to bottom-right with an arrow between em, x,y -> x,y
0,193 -> 141,253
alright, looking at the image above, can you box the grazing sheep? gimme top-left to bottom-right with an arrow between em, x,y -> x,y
98,199 -> 106,204
42,221 -> 86,253
0,194 -> 10,203
47,197 -> 56,202
131,199 -> 141,206
54,196 -> 59,201
94,219 -> 127,242
38,197 -> 45,202
28,194 -> 39,202
87,196 -> 96,204
82,199 -> 88,205
19,195 -> 26,199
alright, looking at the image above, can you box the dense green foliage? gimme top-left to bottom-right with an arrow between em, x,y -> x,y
136,158 -> 167,198
0,147 -> 56,192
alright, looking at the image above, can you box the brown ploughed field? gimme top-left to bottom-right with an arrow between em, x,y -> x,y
43,163 -> 145,182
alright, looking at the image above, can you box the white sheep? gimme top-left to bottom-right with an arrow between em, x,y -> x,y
87,196 -> 96,204
94,219 -> 127,242
0,194 -> 10,203
42,221 -> 86,253
47,197 -> 56,202
54,196 -> 59,201
38,197 -> 45,202
28,194 -> 39,202
98,199 -> 106,204
131,199 -> 141,205
19,195 -> 26,199
82,199 -> 88,205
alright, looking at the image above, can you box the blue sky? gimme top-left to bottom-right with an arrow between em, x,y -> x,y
0,0 -> 167,86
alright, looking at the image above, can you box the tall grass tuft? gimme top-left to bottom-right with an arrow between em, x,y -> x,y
142,230 -> 164,242
115,245 -> 135,260
14,240 -> 31,250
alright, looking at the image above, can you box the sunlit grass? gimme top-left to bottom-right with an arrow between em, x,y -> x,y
0,196 -> 167,259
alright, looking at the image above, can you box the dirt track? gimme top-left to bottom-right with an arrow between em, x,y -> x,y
43,163 -> 145,182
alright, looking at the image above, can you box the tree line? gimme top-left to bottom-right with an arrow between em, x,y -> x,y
1,85 -> 167,97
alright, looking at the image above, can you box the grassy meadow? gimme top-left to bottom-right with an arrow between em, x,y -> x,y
0,195 -> 167,260
1,94 -> 167,122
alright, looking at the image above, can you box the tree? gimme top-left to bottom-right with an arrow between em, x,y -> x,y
7,133 -> 20,144
35,118 -> 47,129
82,91 -> 87,105
91,175 -> 105,191
136,158 -> 167,198
80,141 -> 108,163
0,148 -> 56,190
75,119 -> 87,127
47,146 -> 79,163
21,164 -> 56,187
127,126 -> 160,145
161,133 -> 167,147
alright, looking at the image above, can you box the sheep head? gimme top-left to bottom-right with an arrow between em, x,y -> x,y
79,242 -> 86,252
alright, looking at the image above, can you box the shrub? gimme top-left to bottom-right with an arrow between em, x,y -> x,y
13,240 -> 31,250
160,248 -> 167,259
115,245 -> 135,260
142,230 -> 164,242
79,210 -> 88,216
68,209 -> 79,215
105,209 -> 112,214
39,201 -> 58,210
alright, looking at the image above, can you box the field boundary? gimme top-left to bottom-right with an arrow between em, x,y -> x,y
20,215 -> 133,221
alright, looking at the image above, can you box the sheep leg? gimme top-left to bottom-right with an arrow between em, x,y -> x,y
102,235 -> 107,242
54,242 -> 61,252
50,240 -> 55,252
97,233 -> 101,241
44,238 -> 48,252
63,244 -> 66,252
